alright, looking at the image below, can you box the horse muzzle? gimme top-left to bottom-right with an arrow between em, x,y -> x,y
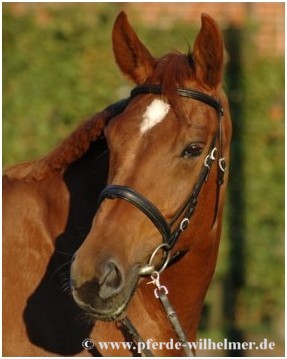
70,256 -> 139,321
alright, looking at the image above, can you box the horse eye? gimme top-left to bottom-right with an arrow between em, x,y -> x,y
181,143 -> 204,159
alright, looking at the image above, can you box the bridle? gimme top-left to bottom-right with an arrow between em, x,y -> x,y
90,84 -> 227,356
98,84 -> 226,274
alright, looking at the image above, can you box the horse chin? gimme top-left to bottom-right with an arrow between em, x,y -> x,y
71,279 -> 138,322
75,296 -> 131,322
94,300 -> 130,322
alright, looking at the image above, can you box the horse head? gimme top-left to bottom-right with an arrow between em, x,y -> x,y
70,11 -> 231,325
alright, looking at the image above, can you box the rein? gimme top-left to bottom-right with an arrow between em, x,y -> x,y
98,84 -> 226,356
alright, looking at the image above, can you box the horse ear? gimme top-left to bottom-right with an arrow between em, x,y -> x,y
112,11 -> 155,84
193,13 -> 224,89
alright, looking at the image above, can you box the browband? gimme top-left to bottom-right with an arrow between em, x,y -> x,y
130,85 -> 224,116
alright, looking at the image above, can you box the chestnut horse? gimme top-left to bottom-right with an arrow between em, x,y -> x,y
3,12 -> 232,356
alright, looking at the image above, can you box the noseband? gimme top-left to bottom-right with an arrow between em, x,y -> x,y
98,84 -> 226,273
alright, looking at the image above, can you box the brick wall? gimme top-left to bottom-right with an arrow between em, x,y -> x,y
126,2 -> 285,56
6,2 -> 285,56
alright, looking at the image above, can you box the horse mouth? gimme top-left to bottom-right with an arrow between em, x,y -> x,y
74,293 -> 132,321
72,288 -> 133,321
71,269 -> 139,322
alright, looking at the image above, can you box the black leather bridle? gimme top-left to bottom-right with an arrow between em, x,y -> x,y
98,84 -> 226,272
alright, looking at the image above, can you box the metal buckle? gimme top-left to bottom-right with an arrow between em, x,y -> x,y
219,157 -> 226,172
210,147 -> 217,160
204,147 -> 217,169
180,217 -> 190,232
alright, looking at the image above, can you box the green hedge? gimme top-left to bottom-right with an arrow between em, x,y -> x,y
3,4 -> 196,165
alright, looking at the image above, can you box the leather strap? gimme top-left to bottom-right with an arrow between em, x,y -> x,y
131,85 -> 224,116
158,292 -> 194,356
98,185 -> 171,242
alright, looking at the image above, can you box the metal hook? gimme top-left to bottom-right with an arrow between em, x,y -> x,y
180,217 -> 190,232
147,271 -> 169,298
147,271 -> 160,287
210,147 -> 217,161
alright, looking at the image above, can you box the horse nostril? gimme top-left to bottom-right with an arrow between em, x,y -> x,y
98,260 -> 124,300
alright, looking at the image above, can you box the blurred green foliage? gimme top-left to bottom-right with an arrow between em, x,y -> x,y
240,53 -> 284,331
3,2 -> 284,349
3,3 -> 196,165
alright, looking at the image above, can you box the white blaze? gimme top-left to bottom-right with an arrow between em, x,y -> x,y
140,99 -> 170,134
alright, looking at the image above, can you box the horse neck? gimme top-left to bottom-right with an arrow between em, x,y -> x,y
169,224 -> 222,331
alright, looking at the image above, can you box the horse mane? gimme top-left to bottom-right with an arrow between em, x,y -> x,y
4,99 -> 129,182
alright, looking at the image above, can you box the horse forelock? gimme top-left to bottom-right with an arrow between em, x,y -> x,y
148,52 -> 193,90
144,52 -> 197,117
